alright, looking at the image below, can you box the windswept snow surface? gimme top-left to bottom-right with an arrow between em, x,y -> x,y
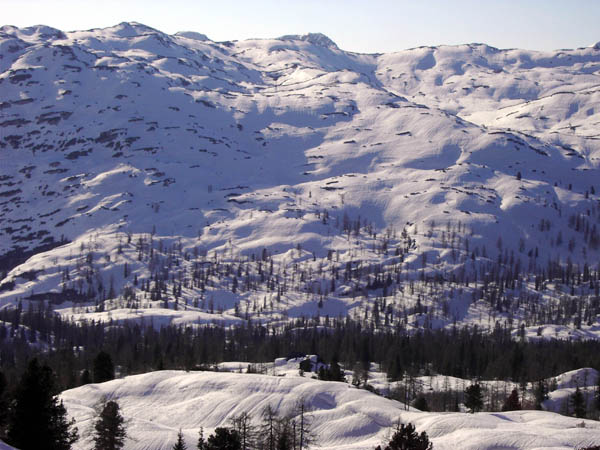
2,23 -> 600,333
60,369 -> 600,450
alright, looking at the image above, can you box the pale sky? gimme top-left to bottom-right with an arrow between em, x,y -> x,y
2,0 -> 599,53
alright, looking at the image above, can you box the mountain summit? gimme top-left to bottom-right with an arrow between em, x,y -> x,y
278,32 -> 339,48
1,23 -> 599,335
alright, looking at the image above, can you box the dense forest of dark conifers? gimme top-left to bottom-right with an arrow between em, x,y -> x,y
1,304 -> 600,396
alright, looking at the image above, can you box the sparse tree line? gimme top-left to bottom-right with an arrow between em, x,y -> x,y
10,208 -> 600,335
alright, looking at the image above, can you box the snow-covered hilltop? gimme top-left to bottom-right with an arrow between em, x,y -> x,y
1,23 -> 600,333
60,368 -> 600,450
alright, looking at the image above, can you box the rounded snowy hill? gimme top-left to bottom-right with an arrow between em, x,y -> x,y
1,23 -> 600,333
60,369 -> 600,450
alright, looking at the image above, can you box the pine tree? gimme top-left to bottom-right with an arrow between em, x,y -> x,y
7,358 -> 79,450
502,389 -> 521,411
173,429 -> 187,450
197,427 -> 207,450
572,387 -> 586,419
464,383 -> 484,413
93,400 -> 127,450
93,351 -> 115,383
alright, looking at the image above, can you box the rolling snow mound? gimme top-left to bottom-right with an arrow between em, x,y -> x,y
60,370 -> 600,450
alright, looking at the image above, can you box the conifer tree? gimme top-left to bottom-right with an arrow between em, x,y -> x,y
502,389 -> 522,411
93,400 -> 126,450
197,427 -> 207,450
572,387 -> 586,419
464,383 -> 484,413
173,429 -> 187,450
7,358 -> 79,450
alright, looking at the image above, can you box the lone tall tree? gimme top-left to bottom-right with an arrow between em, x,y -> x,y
7,358 -> 79,450
502,389 -> 522,411
93,400 -> 127,450
571,387 -> 586,419
173,429 -> 187,450
464,383 -> 484,413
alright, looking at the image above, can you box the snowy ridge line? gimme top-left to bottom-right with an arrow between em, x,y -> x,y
1,23 -> 600,336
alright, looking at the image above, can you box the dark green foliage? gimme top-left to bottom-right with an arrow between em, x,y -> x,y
413,396 -> 430,412
206,427 -> 241,450
571,387 -> 586,418
6,358 -> 79,450
93,351 -> 115,383
93,400 -> 126,450
464,384 -> 484,413
173,429 -> 187,450
375,422 -> 432,450
502,389 -> 521,411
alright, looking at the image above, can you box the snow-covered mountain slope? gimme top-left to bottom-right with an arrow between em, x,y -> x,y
60,369 -> 600,450
1,23 -> 600,331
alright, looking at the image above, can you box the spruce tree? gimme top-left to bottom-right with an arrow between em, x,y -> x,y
93,400 -> 126,450
197,427 -> 207,450
464,383 -> 484,413
501,389 -> 521,411
572,387 -> 586,419
173,429 -> 187,450
7,358 -> 79,450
